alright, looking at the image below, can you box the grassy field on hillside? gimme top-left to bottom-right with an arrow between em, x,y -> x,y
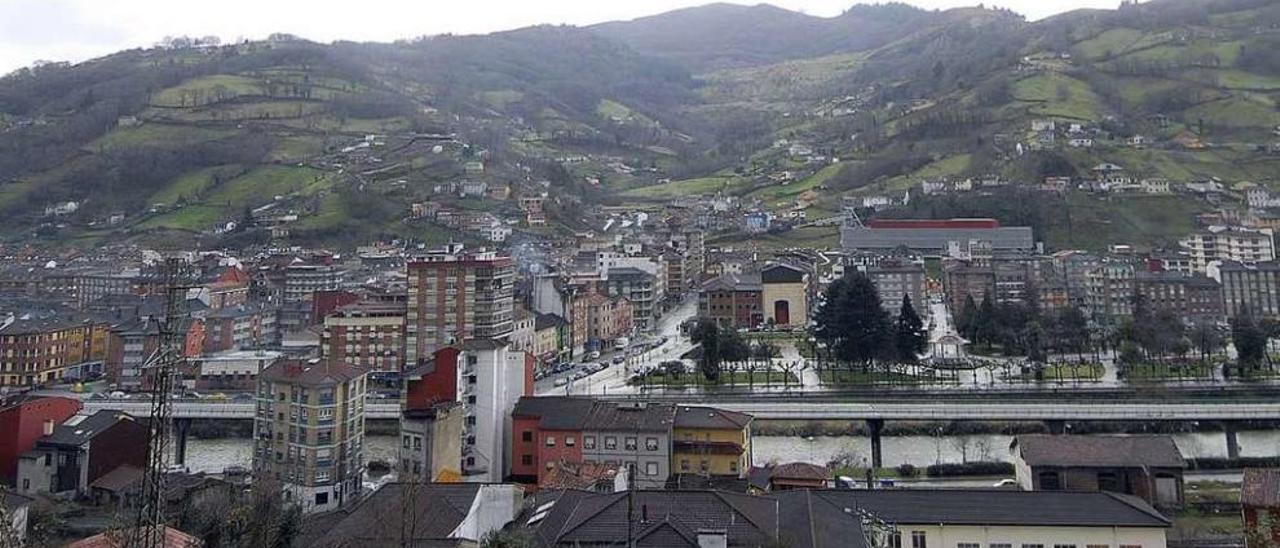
1045,193 -> 1206,251
621,176 -> 737,199
88,123 -> 236,150
151,75 -> 264,107
1012,73 -> 1106,121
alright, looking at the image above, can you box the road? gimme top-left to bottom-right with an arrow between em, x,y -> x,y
535,299 -> 698,397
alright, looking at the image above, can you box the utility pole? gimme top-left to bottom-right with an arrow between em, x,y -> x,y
131,258 -> 191,548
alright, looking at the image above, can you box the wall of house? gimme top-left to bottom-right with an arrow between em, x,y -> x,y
86,419 -> 148,490
886,524 -> 1167,548
762,282 -> 806,327
1244,506 -> 1280,548
0,397 -> 82,485
536,428 -> 585,484
672,427 -> 749,477
582,430 -> 670,489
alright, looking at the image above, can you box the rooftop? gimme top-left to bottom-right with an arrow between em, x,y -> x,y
258,357 -> 366,386
1013,434 -> 1186,469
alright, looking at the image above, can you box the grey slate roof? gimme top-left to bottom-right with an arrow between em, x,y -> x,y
816,489 -> 1170,528
1013,435 -> 1186,469
306,483 -> 482,547
524,489 -> 867,548
583,402 -> 675,433
672,406 -> 753,430
514,396 -> 598,430
43,410 -> 137,447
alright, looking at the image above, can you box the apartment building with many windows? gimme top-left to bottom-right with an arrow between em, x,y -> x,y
405,248 -> 515,366
253,358 -> 367,514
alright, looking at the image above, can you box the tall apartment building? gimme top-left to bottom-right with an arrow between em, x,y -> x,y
864,258 -> 928,318
405,249 -> 515,366
253,358 -> 368,514
601,267 -> 663,331
321,300 -> 406,373
1086,262 -> 1137,324
457,340 -> 532,481
1215,260 -> 1280,319
282,263 -> 346,303
1179,225 -> 1276,272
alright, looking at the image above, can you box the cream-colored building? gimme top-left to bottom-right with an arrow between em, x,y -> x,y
253,357 -> 368,514
761,263 -> 809,328
818,489 -> 1170,548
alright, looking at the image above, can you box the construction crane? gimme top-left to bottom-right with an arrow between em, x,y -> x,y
130,258 -> 192,548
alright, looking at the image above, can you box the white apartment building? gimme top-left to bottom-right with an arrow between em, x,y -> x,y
1179,225 -> 1275,272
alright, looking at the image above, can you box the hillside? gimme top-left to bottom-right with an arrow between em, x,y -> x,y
2,0 -> 1280,252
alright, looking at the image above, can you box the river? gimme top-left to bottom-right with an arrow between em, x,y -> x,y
176,430 -> 1280,480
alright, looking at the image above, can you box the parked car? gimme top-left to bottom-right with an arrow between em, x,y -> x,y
554,378 -> 569,387
588,350 -> 601,360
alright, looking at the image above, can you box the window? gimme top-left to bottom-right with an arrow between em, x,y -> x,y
1038,471 -> 1061,490
989,545 -> 1012,548
959,544 -> 979,548
413,436 -> 421,451
681,459 -> 690,471
625,437 -> 637,451
522,431 -> 533,442
522,454 -> 533,466
1086,545 -> 1110,548
888,533 -> 902,548
22,479 -> 29,490
315,492 -> 329,506
566,437 -> 576,447
1053,545 -> 1077,548
402,435 -> 411,449
1021,545 -> 1044,548
1119,545 -> 1142,548
584,436 -> 596,449
605,437 -> 617,450
646,437 -> 659,451
911,531 -> 927,548
730,460 -> 738,473
645,462 -> 658,476
545,436 -> 556,447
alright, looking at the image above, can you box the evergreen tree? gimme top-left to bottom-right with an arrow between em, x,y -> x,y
974,297 -> 997,349
836,272 -> 893,366
895,294 -> 927,364
691,319 -> 722,382
955,294 -> 977,339
1232,306 -> 1267,373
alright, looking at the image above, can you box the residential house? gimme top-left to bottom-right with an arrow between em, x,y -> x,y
16,411 -> 148,497
399,349 -> 463,483
818,489 -> 1170,548
300,483 -> 521,548
582,402 -> 675,489
1012,434 -> 1186,508
1242,468 -> 1280,548
1179,225 -> 1276,271
748,462 -> 831,492
510,396 -> 598,485
671,406 -> 753,478
1134,271 -> 1224,325
0,396 -> 82,486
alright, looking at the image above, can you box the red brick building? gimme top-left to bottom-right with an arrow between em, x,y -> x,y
322,300 -> 406,372
405,250 -> 515,366
0,396 -> 82,485
510,397 -> 596,485
698,272 -> 763,329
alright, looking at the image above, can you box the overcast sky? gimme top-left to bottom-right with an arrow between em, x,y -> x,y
0,0 -> 1120,74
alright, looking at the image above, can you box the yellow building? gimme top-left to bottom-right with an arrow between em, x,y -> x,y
760,263 -> 808,328
672,406 -> 753,477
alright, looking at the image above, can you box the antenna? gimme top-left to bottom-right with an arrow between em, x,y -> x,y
131,257 -> 193,547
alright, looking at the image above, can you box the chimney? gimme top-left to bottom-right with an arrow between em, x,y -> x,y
696,529 -> 728,548
43,419 -> 55,436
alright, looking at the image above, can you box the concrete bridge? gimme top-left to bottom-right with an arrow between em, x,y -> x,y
82,398 -> 1280,422
82,397 -> 1276,469
81,400 -> 403,420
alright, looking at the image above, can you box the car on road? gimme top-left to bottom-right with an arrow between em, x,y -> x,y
992,478 -> 1018,488
612,356 -> 625,365
588,350 -> 601,360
